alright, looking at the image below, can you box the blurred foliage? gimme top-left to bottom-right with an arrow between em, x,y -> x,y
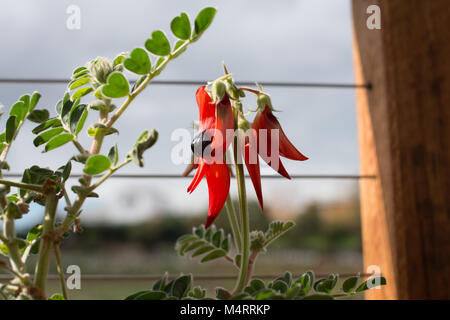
59,197 -> 361,253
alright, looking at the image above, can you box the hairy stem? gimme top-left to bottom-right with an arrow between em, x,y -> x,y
232,133 -> 250,294
244,250 -> 259,287
34,191 -> 58,297
53,245 -> 68,300
2,211 -> 25,274
0,179 -> 43,192
225,195 -> 242,252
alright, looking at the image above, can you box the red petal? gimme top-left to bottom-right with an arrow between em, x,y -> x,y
204,162 -> 230,228
244,142 -> 264,210
187,159 -> 207,193
252,108 -> 291,179
261,106 -> 308,161
210,94 -> 234,155
242,131 -> 263,210
196,86 -> 215,131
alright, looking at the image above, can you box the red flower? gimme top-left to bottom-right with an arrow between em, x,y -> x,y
188,86 -> 234,228
251,99 -> 308,180
239,125 -> 264,210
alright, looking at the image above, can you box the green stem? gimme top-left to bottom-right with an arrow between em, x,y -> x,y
87,159 -> 131,192
225,195 -> 242,252
2,211 -> 25,274
0,179 -> 43,192
53,245 -> 68,300
34,191 -> 58,297
233,134 -> 250,294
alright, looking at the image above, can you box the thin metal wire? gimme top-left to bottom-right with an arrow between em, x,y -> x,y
0,78 -> 371,89
1,173 -> 376,180
0,273 -> 372,281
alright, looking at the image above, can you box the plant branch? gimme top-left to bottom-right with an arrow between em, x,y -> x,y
232,125 -> 250,294
225,195 -> 242,252
0,179 -> 43,193
87,158 -> 131,192
33,190 -> 58,297
53,244 -> 68,300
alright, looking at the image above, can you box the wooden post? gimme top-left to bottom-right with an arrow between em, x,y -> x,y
352,0 -> 450,299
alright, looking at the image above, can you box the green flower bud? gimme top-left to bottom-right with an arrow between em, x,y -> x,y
87,57 -> 113,84
237,114 -> 250,131
256,93 -> 273,111
211,80 -> 227,103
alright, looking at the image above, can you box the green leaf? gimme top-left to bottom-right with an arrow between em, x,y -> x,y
30,92 -> 41,111
302,294 -> 334,300
171,13 -> 191,40
171,274 -> 192,299
83,155 -> 111,175
183,240 -> 205,253
55,161 -> 72,182
5,116 -> 17,143
263,220 -> 295,248
26,224 -> 43,243
343,276 -> 359,293
145,30 -> 171,56
298,271 -> 314,296
152,272 -> 168,291
48,293 -> 65,300
9,101 -> 26,124
124,290 -> 149,300
108,144 -> 119,166
191,245 -> 214,258
69,77 -> 91,90
72,87 -> 93,100
32,118 -> 62,134
134,291 -> 167,300
356,276 -> 387,292
255,289 -> 275,300
19,94 -> 30,113
127,129 -> 158,167
314,277 -> 337,294
216,287 -> 232,300
193,7 -> 216,39
200,249 -> 226,263
101,72 -> 130,98
248,279 -> 265,293
44,133 -> 73,152
124,48 -> 151,75
60,99 -> 74,124
221,234 -> 230,252
69,104 -> 87,135
212,229 -> 223,247
270,280 -> 288,294
27,109 -> 50,123
33,127 -> 65,147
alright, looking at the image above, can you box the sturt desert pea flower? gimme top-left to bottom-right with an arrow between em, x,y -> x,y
251,93 -> 308,180
188,84 -> 234,228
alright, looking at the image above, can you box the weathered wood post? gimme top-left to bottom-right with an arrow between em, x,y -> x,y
352,0 -> 450,299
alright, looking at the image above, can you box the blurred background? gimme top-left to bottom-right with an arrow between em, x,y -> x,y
0,0 -> 363,299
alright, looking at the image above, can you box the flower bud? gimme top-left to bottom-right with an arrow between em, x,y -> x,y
237,114 -> 250,131
211,80 -> 227,103
256,93 -> 273,111
86,57 -> 113,84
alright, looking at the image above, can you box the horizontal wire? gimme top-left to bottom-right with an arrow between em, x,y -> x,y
0,273 -> 372,282
1,173 -> 376,180
0,78 -> 371,89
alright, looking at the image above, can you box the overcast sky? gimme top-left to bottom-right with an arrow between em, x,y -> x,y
0,0 -> 359,228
